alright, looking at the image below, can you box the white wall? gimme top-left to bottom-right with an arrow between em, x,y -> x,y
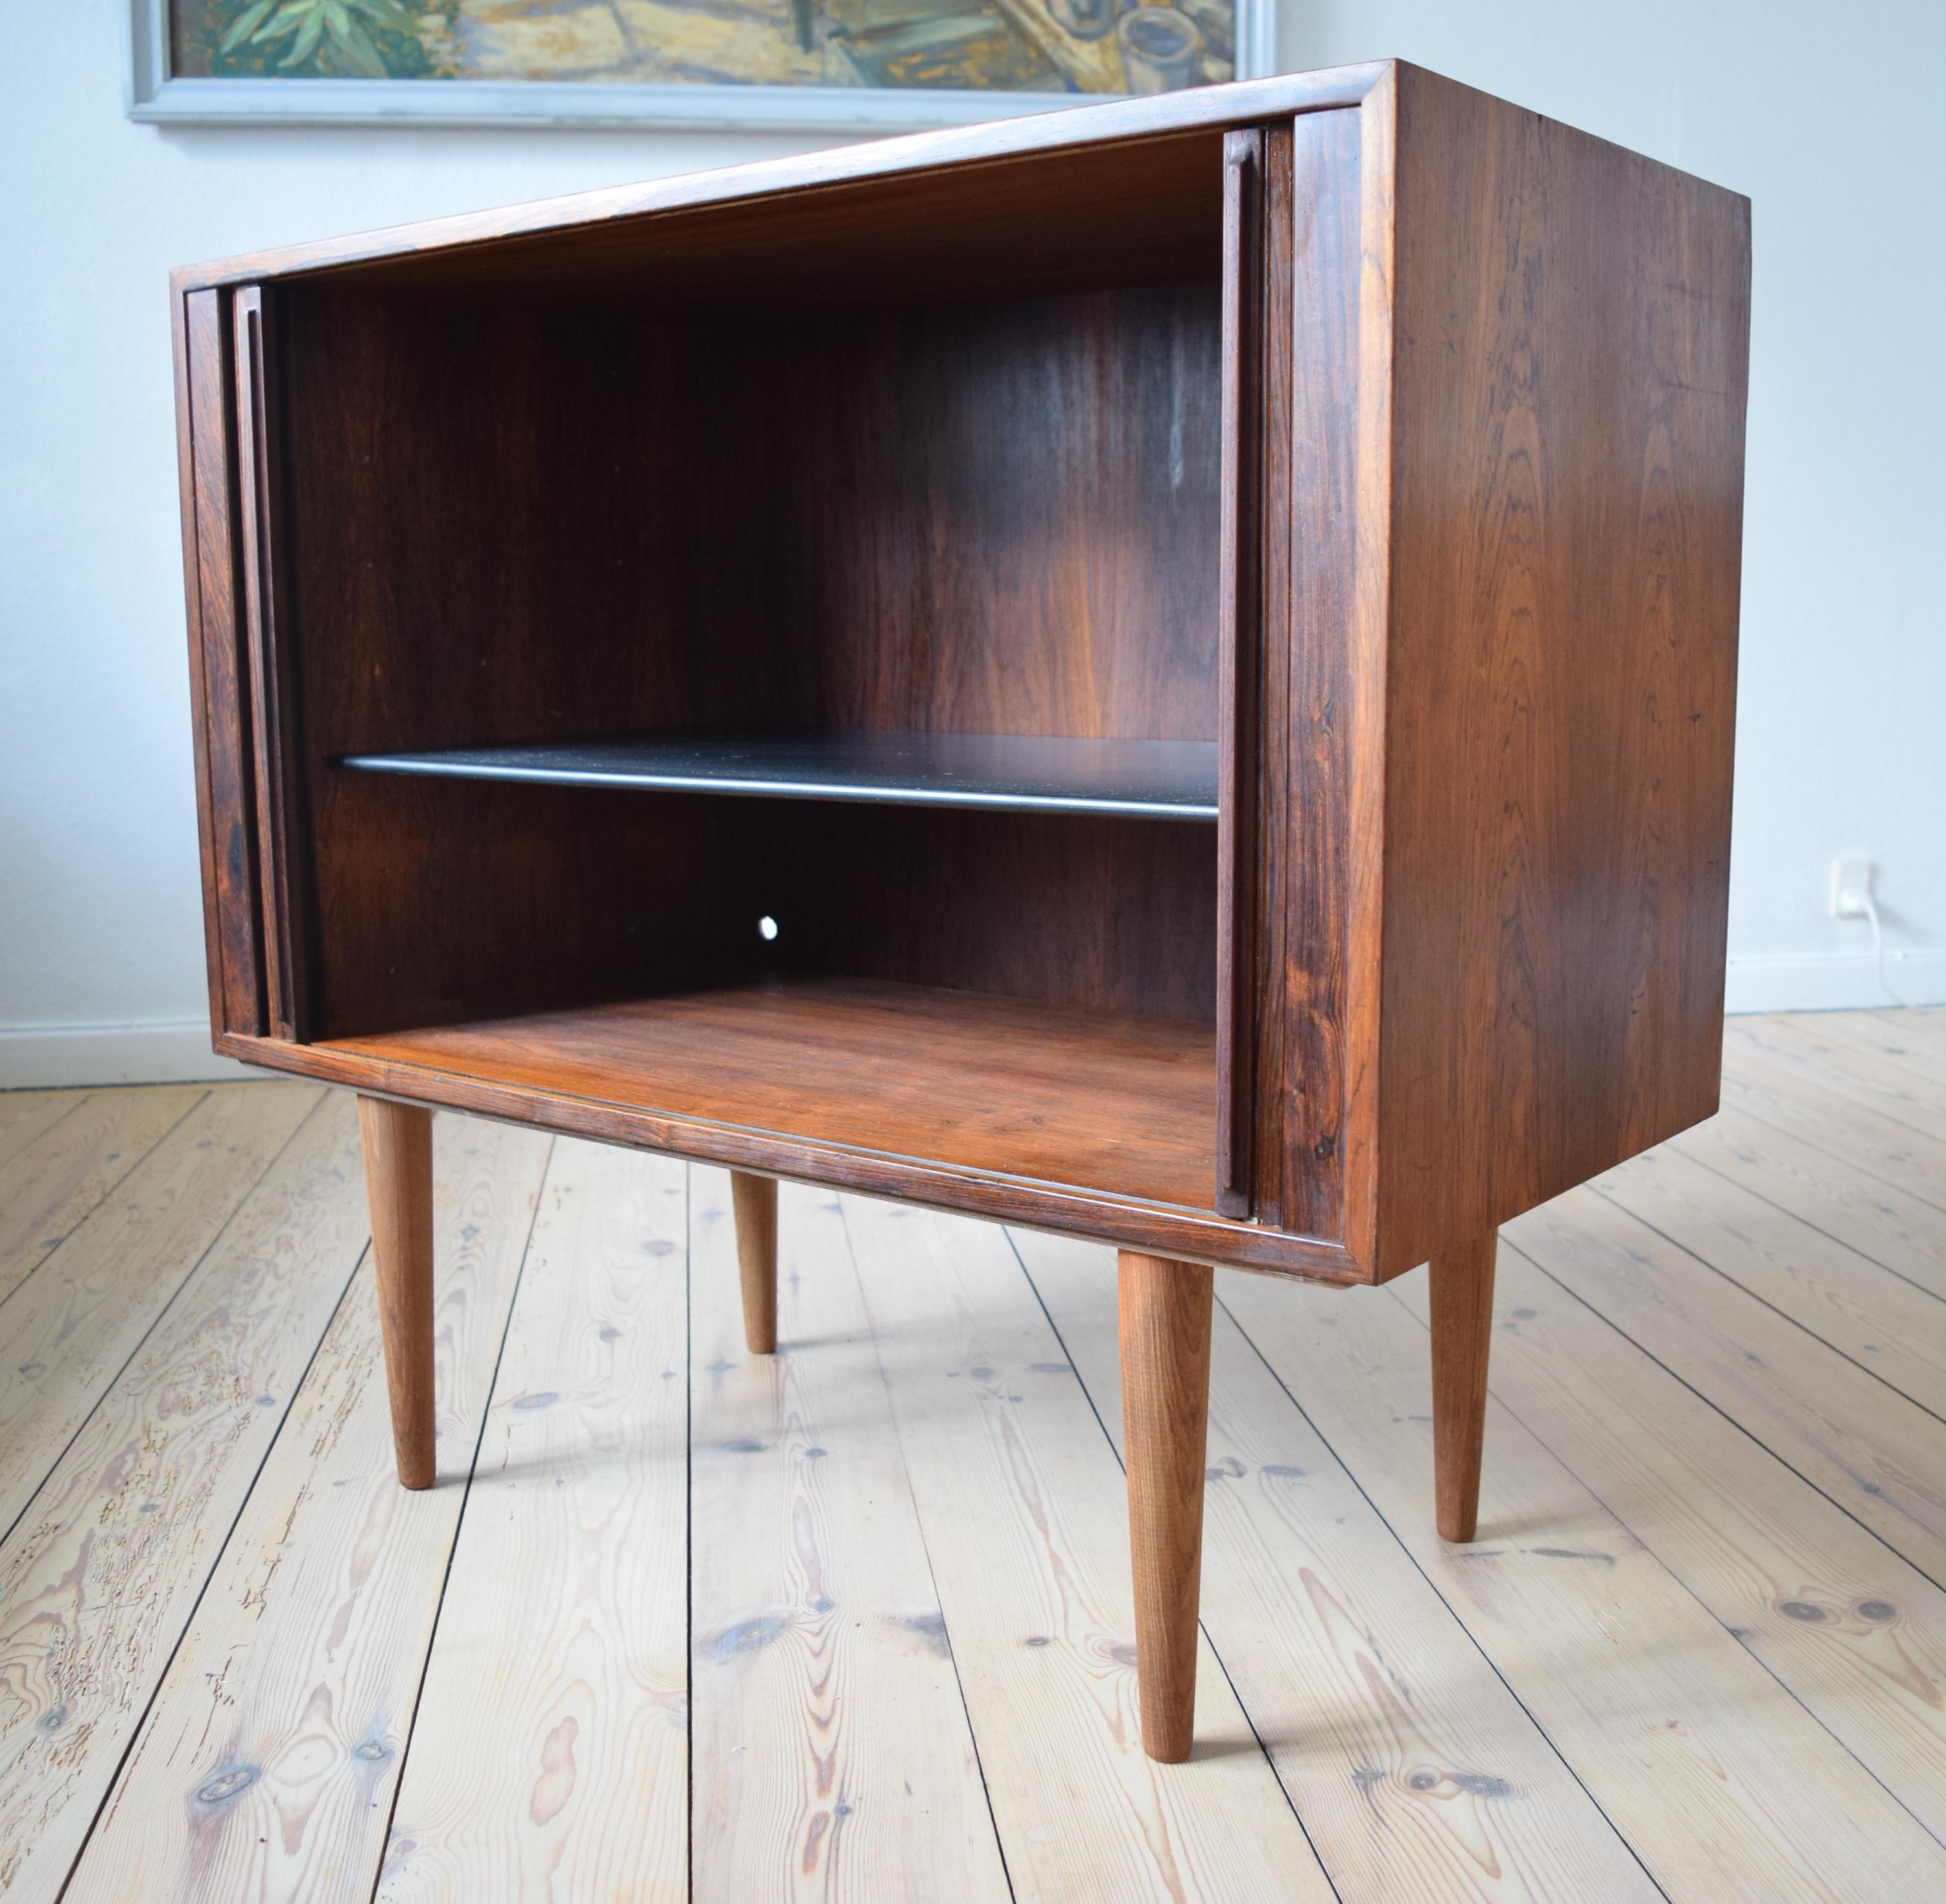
1,3 -> 1940,1085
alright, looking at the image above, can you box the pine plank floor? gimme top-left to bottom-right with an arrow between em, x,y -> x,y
2,1010 -> 1945,1900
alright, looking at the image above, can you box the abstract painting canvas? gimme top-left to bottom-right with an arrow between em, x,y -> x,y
130,0 -> 1272,128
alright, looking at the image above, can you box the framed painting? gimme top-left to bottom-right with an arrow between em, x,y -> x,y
127,0 -> 1276,130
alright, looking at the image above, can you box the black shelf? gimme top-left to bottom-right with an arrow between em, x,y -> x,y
338,733 -> 1219,821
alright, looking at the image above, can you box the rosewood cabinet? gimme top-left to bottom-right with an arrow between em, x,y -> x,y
173,61 -> 1750,1764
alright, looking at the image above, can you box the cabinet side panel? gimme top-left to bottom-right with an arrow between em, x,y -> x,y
233,285 -> 312,1040
181,288 -> 267,1039
1254,106 -> 1370,1247
1374,67 -> 1750,1276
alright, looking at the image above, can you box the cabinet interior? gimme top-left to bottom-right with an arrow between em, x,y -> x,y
272,130 -> 1231,1206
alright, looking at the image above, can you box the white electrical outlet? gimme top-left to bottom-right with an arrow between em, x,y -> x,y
1831,857 -> 1874,919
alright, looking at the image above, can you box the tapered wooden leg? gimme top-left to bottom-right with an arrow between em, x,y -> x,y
1118,1249 -> 1214,1764
1429,1230 -> 1498,1542
730,1170 -> 779,1355
357,1095 -> 436,1491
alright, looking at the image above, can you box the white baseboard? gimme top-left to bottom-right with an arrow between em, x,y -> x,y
0,1017 -> 256,1088
1725,950 -> 1946,1015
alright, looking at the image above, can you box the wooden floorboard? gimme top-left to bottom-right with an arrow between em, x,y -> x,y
375,1138 -> 690,1902
65,1114 -> 550,1904
1507,1187 -> 1946,1588
688,1171 -> 1009,1903
0,1092 -> 86,1172
843,1193 -> 1333,1903
1729,1014 -> 1946,1136
1588,1142 -> 1946,1420
0,1085 -> 208,1304
1810,1009 -> 1946,1074
1720,1046 -> 1946,1214
1217,1258 -> 1946,1903
1014,1225 -> 1663,1903
4,1009 -> 1946,1899
1671,1106 -> 1946,1304
0,1093 -> 367,1899
0,1085 -> 320,1544
1392,1240 -> 1946,1848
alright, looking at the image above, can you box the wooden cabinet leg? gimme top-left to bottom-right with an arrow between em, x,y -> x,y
357,1095 -> 436,1491
1118,1249 -> 1214,1764
730,1170 -> 779,1355
1429,1230 -> 1498,1542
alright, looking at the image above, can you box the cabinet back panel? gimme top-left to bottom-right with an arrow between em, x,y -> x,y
275,277 -> 1221,1036
771,282 -> 1222,742
771,806 -> 1216,1023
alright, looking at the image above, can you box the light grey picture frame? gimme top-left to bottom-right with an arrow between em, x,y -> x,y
126,0 -> 1278,132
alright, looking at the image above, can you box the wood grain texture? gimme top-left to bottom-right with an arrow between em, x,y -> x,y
65,1116 -> 550,1904
1214,125 -> 1267,1219
231,1017 -> 1365,1282
0,1094 -> 367,1900
0,1086 -> 205,1304
774,284 -> 1221,747
172,67 -> 1389,290
176,67 -> 1749,1287
1017,1224 -> 1663,1903
180,287 -> 266,1040
1811,1008 -> 1946,1072
1116,1252 -> 1212,1763
842,1193 -> 1337,1903
1367,66 -> 1750,1276
0,1083 -> 318,1541
1591,1140 -> 1946,1418
1219,1255 -> 1946,1903
1785,1011 -> 1946,1147
285,132 -> 1228,307
1672,1102 -> 1946,1304
1728,1014 -> 1946,1143
1395,1238 -> 1946,1851
689,1172 -> 1009,1901
0,1091 -> 84,1169
375,1139 -> 688,1903
14,1028 -> 1946,1896
729,1170 -> 778,1356
358,1096 -> 436,1490
277,280 -> 1219,1040
235,286 -> 305,1040
325,980 -> 1221,1216
174,283 -> 229,1042
279,288 -> 779,1040
1506,1186 -> 1946,1588
1256,99 -> 1368,1243
1718,1047 -> 1946,1214
1427,1233 -> 1496,1544
784,805 -> 1219,1026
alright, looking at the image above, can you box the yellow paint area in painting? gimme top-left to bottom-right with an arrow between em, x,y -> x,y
457,0 -> 822,86
615,0 -> 828,84
992,0 -> 1125,91
446,0 -> 1156,90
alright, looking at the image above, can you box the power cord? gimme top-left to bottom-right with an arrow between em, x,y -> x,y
1855,890 -> 1908,1009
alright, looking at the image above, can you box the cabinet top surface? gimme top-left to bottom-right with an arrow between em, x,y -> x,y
173,62 -> 1393,294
